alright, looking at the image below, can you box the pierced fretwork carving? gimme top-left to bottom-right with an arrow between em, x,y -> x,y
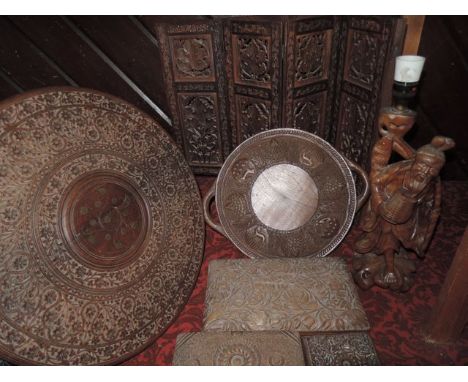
345,30 -> 379,89
295,31 -> 331,86
157,21 -> 228,174
236,95 -> 271,141
293,93 -> 326,136
225,19 -> 281,147
234,35 -> 272,87
157,16 -> 400,174
178,93 -> 221,165
331,16 -> 397,168
336,94 -> 370,164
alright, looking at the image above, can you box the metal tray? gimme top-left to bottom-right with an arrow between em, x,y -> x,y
0,88 -> 204,365
204,128 -> 369,258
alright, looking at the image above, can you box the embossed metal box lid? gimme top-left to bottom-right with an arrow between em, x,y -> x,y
204,258 -> 369,333
173,331 -> 305,366
302,332 -> 380,366
203,128 -> 369,259
0,88 -> 205,365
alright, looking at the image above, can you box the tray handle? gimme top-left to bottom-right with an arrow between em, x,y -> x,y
346,159 -> 370,211
202,181 -> 226,236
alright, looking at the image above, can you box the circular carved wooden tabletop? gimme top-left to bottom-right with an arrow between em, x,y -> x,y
0,88 -> 204,365
215,128 -> 357,259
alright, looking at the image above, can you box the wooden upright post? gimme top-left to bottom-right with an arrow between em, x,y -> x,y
425,226 -> 468,343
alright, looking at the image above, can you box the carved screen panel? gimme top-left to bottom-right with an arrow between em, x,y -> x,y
157,16 -> 401,175
332,16 -> 398,167
157,21 -> 229,174
168,34 -> 216,83
177,92 -> 222,165
283,16 -> 340,139
224,19 -> 283,146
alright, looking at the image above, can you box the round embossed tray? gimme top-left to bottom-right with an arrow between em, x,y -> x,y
0,88 -> 204,365
203,128 -> 369,259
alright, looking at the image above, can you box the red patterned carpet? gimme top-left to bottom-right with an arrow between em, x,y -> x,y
122,177 -> 468,366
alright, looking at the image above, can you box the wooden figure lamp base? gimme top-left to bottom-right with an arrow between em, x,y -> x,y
352,106 -> 455,292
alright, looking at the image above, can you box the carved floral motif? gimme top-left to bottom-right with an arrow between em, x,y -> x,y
350,17 -> 383,33
158,23 -> 229,174
237,96 -> 271,141
0,89 -> 204,365
293,94 -> 324,135
169,35 -> 214,82
302,333 -> 380,365
179,93 -> 221,164
159,17 -> 397,173
215,343 -> 260,365
337,94 -> 370,164
173,332 -> 304,366
295,31 -> 330,86
234,35 -> 271,86
204,258 -> 369,332
60,173 -> 148,270
346,30 -> 380,89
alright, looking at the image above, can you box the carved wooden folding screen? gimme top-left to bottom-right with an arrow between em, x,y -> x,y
157,16 -> 401,175
332,17 -> 400,165
157,21 -> 229,174
282,16 -> 341,139
223,18 -> 283,145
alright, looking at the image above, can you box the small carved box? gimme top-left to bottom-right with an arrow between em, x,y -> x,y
172,331 -> 305,366
203,258 -> 370,333
302,332 -> 380,365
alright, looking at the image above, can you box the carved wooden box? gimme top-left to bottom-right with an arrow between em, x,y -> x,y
302,332 -> 380,365
156,16 -> 402,174
173,331 -> 305,366
203,258 -> 370,333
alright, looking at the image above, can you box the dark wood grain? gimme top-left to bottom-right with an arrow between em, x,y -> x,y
0,67 -> 23,99
69,16 -> 170,119
414,16 -> 468,180
425,226 -> 468,344
0,17 -> 73,89
7,16 -> 170,128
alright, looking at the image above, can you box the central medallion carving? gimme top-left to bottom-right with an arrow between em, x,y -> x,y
60,172 -> 150,271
